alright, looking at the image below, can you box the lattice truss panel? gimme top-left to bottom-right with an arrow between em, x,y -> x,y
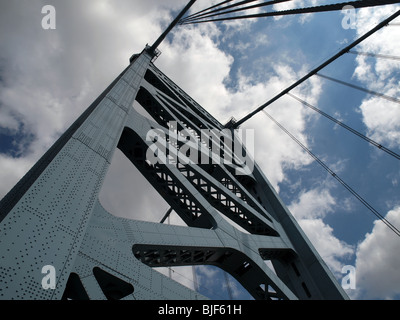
0,50 -> 347,300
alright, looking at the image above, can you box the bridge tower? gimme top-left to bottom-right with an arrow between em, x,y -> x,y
0,1 -> 348,300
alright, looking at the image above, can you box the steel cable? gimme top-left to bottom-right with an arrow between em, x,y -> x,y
263,110 -> 400,238
287,92 -> 400,160
316,73 -> 400,105
348,50 -> 400,61
181,0 -> 400,24
180,0 -> 294,24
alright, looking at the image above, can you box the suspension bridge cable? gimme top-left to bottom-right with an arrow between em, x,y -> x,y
149,0 -> 197,53
181,0 -> 400,24
348,50 -> 400,61
180,0 -> 293,24
230,9 -> 400,128
160,207 -> 173,224
287,92 -> 400,160
262,110 -> 400,238
316,73 -> 400,105
182,0 -> 236,22
180,0 -> 263,24
181,0 -> 258,23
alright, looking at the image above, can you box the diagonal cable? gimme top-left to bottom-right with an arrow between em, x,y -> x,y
180,0 -> 293,24
262,109 -> 400,238
182,0 -> 400,24
181,0 -> 257,23
317,73 -> 400,105
348,50 -> 400,61
287,92 -> 400,160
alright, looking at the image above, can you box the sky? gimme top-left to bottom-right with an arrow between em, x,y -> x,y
0,0 -> 399,300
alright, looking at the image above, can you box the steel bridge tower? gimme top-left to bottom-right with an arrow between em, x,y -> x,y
0,2 -> 348,300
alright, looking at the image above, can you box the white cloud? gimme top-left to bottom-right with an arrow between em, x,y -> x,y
354,207 -> 400,299
272,0 -> 323,23
359,95 -> 400,148
300,218 -> 354,274
288,187 -> 354,274
289,188 -> 335,219
353,4 -> 400,148
195,265 -> 247,299
157,22 -> 234,121
0,154 -> 33,199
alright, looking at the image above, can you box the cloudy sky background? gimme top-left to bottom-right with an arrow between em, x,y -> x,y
0,0 -> 399,299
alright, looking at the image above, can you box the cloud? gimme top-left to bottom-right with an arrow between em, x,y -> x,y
344,5 -> 400,299
288,187 -> 354,274
354,207 -> 400,299
157,22 -> 234,122
0,154 -> 33,199
301,218 -> 354,274
289,188 -> 336,219
272,0 -> 323,23
353,4 -> 400,148
196,265 -> 250,299
358,96 -> 400,148
227,32 -> 268,55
